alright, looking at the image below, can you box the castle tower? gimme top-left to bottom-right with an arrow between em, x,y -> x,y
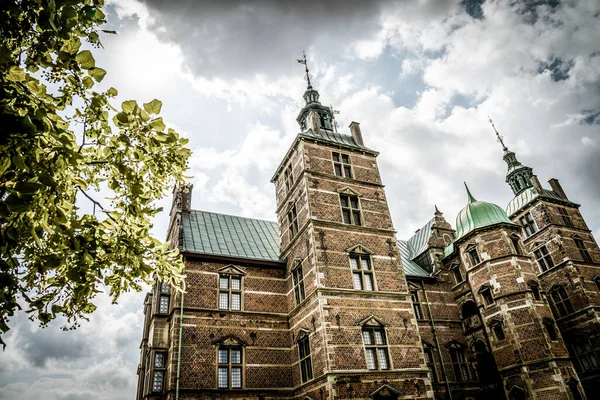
271,78 -> 433,398
442,185 -> 582,400
498,143 -> 600,399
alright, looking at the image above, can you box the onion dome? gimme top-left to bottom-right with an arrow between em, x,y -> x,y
454,183 -> 516,242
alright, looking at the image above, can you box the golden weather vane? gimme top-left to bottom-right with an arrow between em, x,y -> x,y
488,116 -> 507,150
297,51 -> 312,88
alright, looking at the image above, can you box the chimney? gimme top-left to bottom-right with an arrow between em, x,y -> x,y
349,121 -> 364,146
548,178 -> 568,200
529,175 -> 543,192
171,183 -> 193,216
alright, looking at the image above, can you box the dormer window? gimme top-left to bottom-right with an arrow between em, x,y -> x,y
332,152 -> 352,178
520,212 -> 538,237
219,274 -> 242,311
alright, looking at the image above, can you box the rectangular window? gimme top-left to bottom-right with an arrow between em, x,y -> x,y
423,347 -> 438,383
451,265 -> 463,284
332,152 -> 352,178
219,275 -> 242,311
340,194 -> 361,225
292,263 -> 306,305
534,245 -> 554,272
411,288 -> 423,319
492,324 -> 505,341
152,352 -> 167,393
288,204 -> 299,240
450,348 -> 471,382
550,286 -> 574,318
520,212 -> 538,237
218,347 -> 243,389
159,295 -> 170,314
558,207 -> 574,228
284,165 -> 293,192
350,254 -> 374,291
298,336 -> 313,382
480,287 -> 494,306
572,339 -> 600,372
362,327 -> 390,370
468,248 -> 480,265
511,236 -> 522,255
574,238 -> 593,263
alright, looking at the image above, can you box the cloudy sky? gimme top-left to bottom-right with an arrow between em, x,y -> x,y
2,0 -> 599,398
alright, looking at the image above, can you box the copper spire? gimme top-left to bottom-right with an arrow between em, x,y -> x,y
488,116 -> 507,151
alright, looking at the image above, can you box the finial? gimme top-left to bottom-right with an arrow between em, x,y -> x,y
297,51 -> 312,88
330,104 -> 340,132
488,116 -> 507,151
464,182 -> 477,203
434,204 -> 441,214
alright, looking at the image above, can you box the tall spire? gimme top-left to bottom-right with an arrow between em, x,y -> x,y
295,52 -> 334,133
464,182 -> 477,203
488,118 -> 534,196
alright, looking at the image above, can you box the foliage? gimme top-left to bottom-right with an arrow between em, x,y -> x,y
0,0 -> 191,346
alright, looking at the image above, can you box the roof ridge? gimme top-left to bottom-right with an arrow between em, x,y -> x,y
189,209 -> 277,225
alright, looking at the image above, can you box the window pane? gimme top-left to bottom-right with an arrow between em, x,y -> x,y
231,293 -> 241,311
231,349 -> 241,364
341,154 -> 349,163
152,371 -> 164,392
362,330 -> 372,345
353,273 -> 363,290
374,330 -> 384,345
218,367 -> 228,388
424,349 -> 432,363
159,296 -> 169,314
332,153 -> 340,162
340,196 -> 348,207
366,348 -> 377,369
219,292 -> 229,310
231,277 -> 241,291
377,348 -> 389,369
218,349 -> 229,364
342,210 -> 351,224
350,197 -> 359,209
231,367 -> 242,388
154,352 -> 165,368
343,166 -> 351,177
220,277 -> 229,289
360,257 -> 371,270
352,211 -> 361,225
350,257 -> 359,270
160,283 -> 170,294
364,274 -> 374,291
334,165 -> 342,176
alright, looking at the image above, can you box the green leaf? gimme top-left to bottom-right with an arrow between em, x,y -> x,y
82,303 -> 97,314
88,67 -> 107,82
60,38 -> 81,54
131,183 -> 144,196
15,182 -> 44,194
150,118 -> 166,131
7,66 -> 26,82
107,87 -> 118,96
82,76 -> 94,89
38,172 -> 57,187
115,112 -> 129,123
0,157 -> 10,176
122,100 -> 138,114
12,155 -> 26,170
143,99 -> 162,114
26,80 -> 44,95
75,50 -> 95,69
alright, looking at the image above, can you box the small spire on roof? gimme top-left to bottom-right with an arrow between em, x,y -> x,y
488,116 -> 508,151
464,182 -> 477,203
297,51 -> 312,89
434,204 -> 442,215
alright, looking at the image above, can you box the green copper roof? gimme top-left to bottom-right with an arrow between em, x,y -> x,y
506,186 -> 573,217
181,210 -> 282,263
454,184 -> 516,243
397,219 -> 435,278
300,129 -> 377,154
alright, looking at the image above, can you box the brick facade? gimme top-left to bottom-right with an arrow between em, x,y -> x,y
136,87 -> 599,400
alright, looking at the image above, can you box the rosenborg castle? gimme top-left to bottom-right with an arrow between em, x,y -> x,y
136,81 -> 600,400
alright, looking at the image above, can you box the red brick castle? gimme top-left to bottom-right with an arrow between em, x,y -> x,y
136,81 -> 600,399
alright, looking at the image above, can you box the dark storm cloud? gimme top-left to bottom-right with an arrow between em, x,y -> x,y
140,0 -> 390,79
20,326 -> 91,367
461,0 -> 486,19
